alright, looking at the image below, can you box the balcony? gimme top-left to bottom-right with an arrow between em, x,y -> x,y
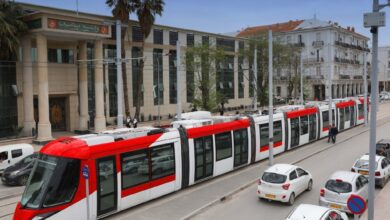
354,75 -> 363,80
306,75 -> 324,80
339,74 -> 351,79
334,40 -> 370,52
291,42 -> 305,47
334,57 -> 361,65
312,40 -> 324,47
304,57 -> 324,63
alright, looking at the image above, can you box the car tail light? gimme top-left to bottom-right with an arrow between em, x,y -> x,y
375,171 -> 381,177
351,168 -> 355,172
320,188 -> 325,197
282,183 -> 290,190
258,179 -> 261,185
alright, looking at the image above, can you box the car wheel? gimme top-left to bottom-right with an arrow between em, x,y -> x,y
287,193 -> 295,206
307,179 -> 313,191
18,175 -> 29,186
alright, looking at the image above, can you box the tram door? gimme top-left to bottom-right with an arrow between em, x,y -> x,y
194,136 -> 214,181
339,108 -> 345,130
96,156 -> 117,217
350,105 -> 355,126
309,114 -> 317,141
290,118 -> 300,148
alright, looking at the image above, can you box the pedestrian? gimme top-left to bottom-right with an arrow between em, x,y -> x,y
133,117 -> 138,128
331,124 -> 338,144
327,124 -> 333,143
126,116 -> 132,128
219,103 -> 224,116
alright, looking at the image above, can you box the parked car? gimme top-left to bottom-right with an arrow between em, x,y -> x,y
0,144 -> 34,174
376,139 -> 390,159
257,164 -> 313,205
286,204 -> 348,220
1,153 -> 38,186
319,171 -> 368,213
351,154 -> 390,188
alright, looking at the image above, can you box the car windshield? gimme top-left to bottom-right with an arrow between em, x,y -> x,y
16,154 -> 37,166
354,160 -> 377,169
325,180 -> 352,193
20,154 -> 80,209
262,172 -> 287,184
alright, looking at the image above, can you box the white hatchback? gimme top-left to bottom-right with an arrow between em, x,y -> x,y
351,154 -> 390,188
319,171 -> 368,213
286,204 -> 348,220
257,164 -> 313,205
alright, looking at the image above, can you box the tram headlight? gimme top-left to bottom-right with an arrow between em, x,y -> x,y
31,211 -> 58,220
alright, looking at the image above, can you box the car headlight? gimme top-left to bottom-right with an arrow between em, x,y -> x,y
11,170 -> 20,176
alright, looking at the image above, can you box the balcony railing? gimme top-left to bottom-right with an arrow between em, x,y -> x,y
334,57 -> 361,65
339,74 -> 351,79
312,41 -> 324,47
306,75 -> 324,80
291,42 -> 305,47
334,40 -> 370,52
354,75 -> 363,79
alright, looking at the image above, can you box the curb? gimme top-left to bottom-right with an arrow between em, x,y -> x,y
182,117 -> 390,219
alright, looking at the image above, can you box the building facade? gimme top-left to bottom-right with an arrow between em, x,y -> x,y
238,18 -> 370,100
378,46 -> 390,92
1,3 -> 254,140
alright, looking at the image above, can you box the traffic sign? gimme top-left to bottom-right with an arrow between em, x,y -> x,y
82,165 -> 89,179
347,195 -> 367,215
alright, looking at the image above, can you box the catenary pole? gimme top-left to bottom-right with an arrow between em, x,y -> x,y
116,20 -> 124,128
328,31 -> 333,126
300,51 -> 304,105
268,30 -> 274,166
176,41 -> 182,120
363,52 -> 368,126
367,1 -> 380,218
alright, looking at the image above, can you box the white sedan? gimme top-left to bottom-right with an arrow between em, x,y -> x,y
319,171 -> 368,213
286,204 -> 348,220
257,164 -> 313,205
351,154 -> 390,188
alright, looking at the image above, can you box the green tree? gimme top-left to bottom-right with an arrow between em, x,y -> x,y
186,44 -> 227,111
133,0 -> 164,120
0,0 -> 27,60
106,0 -> 137,119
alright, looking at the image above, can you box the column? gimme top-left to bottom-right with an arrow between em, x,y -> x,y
332,85 -> 337,99
78,41 -> 89,130
36,34 -> 52,141
94,40 -> 106,132
22,37 -> 35,136
343,84 -> 347,97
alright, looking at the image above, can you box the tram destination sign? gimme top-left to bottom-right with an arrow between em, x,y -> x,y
48,18 -> 109,35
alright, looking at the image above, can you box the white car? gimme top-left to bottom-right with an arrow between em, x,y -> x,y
286,204 -> 348,220
257,164 -> 313,205
351,154 -> 390,188
319,171 -> 368,213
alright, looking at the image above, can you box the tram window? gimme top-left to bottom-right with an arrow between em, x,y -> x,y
42,158 -> 80,207
322,111 -> 329,128
345,107 -> 350,121
300,116 -> 308,135
259,121 -> 283,150
121,149 -> 149,189
151,144 -> 175,180
216,132 -> 232,161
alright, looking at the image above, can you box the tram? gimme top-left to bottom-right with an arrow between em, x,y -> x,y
14,98 -> 367,220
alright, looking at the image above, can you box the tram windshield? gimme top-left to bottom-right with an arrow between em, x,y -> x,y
20,154 -> 80,209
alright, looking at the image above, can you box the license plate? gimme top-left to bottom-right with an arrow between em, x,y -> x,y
265,194 -> 276,199
359,170 -> 369,175
330,204 -> 342,209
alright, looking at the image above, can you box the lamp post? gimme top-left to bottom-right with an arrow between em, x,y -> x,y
364,1 -> 389,219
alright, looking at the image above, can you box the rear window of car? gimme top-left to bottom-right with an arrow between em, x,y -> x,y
354,160 -> 377,169
325,180 -> 352,193
262,172 -> 287,184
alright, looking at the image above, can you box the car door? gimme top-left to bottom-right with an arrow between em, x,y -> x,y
0,150 -> 10,172
357,175 -> 369,200
296,168 -> 309,193
288,170 -> 301,195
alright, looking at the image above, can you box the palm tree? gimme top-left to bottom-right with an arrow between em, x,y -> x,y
133,0 -> 164,120
0,0 -> 27,60
106,0 -> 137,119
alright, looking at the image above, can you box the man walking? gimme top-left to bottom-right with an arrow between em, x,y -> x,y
331,124 -> 338,144
328,125 -> 333,143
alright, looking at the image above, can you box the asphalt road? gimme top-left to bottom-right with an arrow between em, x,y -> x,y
193,120 -> 390,220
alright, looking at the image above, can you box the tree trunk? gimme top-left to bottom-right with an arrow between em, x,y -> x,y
121,26 -> 130,118
134,40 -> 144,120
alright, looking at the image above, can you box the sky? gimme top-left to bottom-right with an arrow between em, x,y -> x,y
17,0 -> 390,46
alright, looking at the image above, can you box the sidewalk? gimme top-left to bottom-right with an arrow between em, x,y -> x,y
361,181 -> 390,220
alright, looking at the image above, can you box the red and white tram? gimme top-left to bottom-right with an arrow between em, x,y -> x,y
14,99 -> 367,220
